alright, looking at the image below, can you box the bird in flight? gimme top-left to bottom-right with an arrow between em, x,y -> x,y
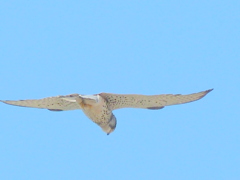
1,89 -> 213,135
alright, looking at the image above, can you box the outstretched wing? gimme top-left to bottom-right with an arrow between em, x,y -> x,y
0,94 -> 82,111
100,89 -> 213,111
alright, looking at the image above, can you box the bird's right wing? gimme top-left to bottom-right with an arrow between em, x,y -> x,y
100,89 -> 213,111
0,94 -> 82,111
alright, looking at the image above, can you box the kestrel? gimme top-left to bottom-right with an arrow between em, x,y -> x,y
1,89 -> 213,135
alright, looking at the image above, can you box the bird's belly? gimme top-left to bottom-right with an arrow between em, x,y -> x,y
81,103 -> 111,124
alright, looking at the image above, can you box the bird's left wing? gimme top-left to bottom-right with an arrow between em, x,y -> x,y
0,94 -> 82,111
100,89 -> 213,111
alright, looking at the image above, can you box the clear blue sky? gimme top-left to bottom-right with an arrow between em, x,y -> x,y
0,1 -> 239,180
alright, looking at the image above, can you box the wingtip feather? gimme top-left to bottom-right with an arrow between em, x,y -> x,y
206,88 -> 214,93
204,88 -> 214,95
198,88 -> 213,99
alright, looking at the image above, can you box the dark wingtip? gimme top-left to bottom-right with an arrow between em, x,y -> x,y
0,100 -> 9,104
48,109 -> 63,111
147,106 -> 165,110
206,88 -> 214,93
204,88 -> 214,95
199,88 -> 214,99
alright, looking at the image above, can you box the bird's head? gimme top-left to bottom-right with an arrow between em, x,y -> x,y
100,114 -> 117,135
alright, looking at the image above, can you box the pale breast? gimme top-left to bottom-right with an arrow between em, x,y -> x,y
80,98 -> 112,124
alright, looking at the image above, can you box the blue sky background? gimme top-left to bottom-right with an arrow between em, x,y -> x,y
0,1 -> 239,180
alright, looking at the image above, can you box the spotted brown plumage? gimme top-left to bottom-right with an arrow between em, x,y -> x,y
100,89 -> 213,111
0,89 -> 213,134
